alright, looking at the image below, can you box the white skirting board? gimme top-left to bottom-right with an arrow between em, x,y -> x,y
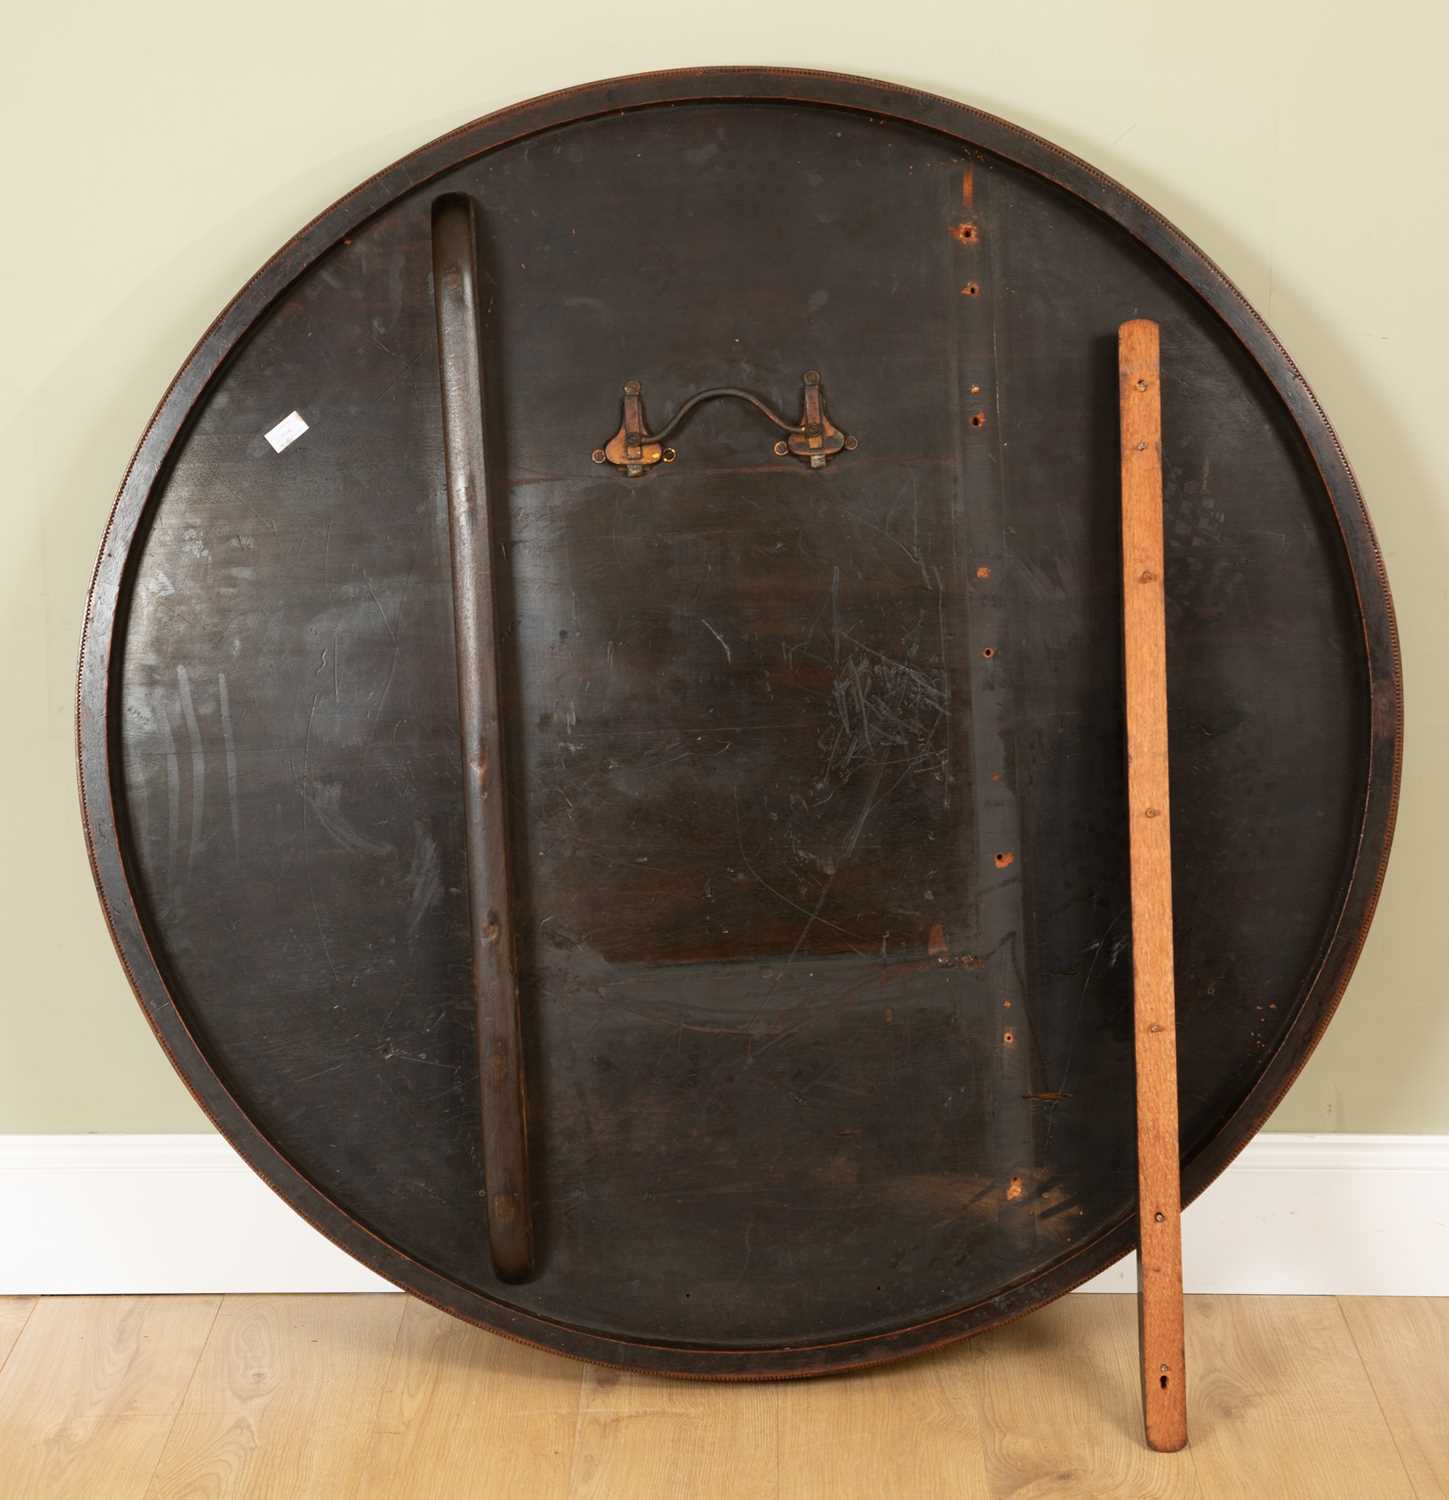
1,1132 -> 1445,1297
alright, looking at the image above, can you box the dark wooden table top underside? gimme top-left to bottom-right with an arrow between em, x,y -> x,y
78,70 -> 1400,1376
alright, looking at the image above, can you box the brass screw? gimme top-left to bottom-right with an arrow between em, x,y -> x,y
773,440 -> 790,457
844,435 -> 859,450
662,448 -> 676,463
591,448 -> 606,464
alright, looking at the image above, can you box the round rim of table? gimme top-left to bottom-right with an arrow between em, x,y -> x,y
77,66 -> 1402,1377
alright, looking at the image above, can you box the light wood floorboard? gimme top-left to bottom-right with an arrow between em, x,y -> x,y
777,1337 -> 984,1499
143,1293 -> 406,1499
0,1294 -> 1442,1498
0,1295 -> 220,1500
1184,1295 -> 1415,1499
352,1294 -> 583,1500
1342,1295 -> 1449,1499
573,1360 -> 777,1500
972,1293 -> 1202,1498
0,1296 -> 38,1371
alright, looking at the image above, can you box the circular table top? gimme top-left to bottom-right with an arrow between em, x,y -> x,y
79,68 -> 1400,1376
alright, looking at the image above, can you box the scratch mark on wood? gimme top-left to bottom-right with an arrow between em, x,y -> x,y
153,684 -> 181,890
405,823 -> 442,946
363,572 -> 398,643
217,671 -> 240,860
300,779 -> 394,856
700,618 -> 733,664
176,664 -> 205,872
730,791 -> 863,944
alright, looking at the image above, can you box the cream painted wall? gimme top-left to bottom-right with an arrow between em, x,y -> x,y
2,1 -> 1442,1134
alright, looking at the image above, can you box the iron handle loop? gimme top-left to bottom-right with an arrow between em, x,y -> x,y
643,386 -> 802,442
592,370 -> 858,476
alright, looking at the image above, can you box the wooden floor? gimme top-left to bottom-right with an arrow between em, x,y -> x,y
0,1294 -> 1444,1498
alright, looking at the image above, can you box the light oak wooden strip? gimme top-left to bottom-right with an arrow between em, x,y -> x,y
0,1296 -> 37,1370
1187,1295 -> 1415,1499
1119,316 -> 1188,1454
573,1364 -> 779,1500
776,1344 -> 983,1500
0,1295 -> 219,1500
355,1294 -> 583,1499
1341,1296 -> 1449,1498
974,1294 -> 1202,1498
143,1293 -> 405,1499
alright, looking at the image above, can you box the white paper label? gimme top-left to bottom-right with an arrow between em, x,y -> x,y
264,410 -> 309,453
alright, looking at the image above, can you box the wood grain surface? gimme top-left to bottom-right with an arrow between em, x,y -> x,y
1119,317 -> 1188,1452
1187,1296 -> 1416,1499
0,1296 -> 220,1500
0,1294 -> 1439,1497
1341,1295 -> 1449,1498
144,1294 -> 406,1498
0,1294 -> 36,1366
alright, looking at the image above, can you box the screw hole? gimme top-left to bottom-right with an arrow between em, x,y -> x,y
1160,1374 -> 1169,1390
962,282 -> 981,297
970,411 -> 987,428
981,646 -> 995,659
1136,378 -> 1149,391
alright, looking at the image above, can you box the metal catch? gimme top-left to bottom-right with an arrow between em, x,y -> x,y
591,370 -> 857,476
